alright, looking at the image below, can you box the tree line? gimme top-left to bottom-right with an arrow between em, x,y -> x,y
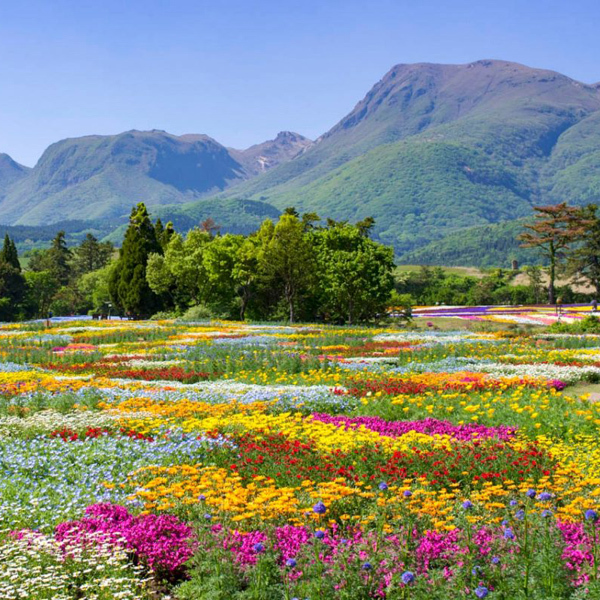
0,202 -> 396,323
109,203 -> 394,323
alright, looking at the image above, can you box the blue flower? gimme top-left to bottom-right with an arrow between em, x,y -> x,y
462,500 -> 474,510
403,490 -> 412,497
253,543 -> 264,553
362,562 -> 372,570
526,489 -> 536,499
198,494 -> 206,501
475,586 -> 489,598
471,565 -> 482,575
515,509 -> 525,520
509,500 -> 518,507
313,501 -> 327,514
537,492 -> 552,502
541,510 -> 553,518
401,571 -> 415,584
286,558 -> 297,568
204,513 -> 212,520
491,556 -> 500,565
378,482 -> 388,491
585,509 -> 599,522
314,530 -> 325,540
504,527 -> 515,540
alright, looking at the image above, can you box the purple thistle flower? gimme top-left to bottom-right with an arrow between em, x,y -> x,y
585,509 -> 599,522
313,501 -> 327,514
401,571 -> 415,584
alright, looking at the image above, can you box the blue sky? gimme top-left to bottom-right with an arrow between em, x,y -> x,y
1,0 -> 599,166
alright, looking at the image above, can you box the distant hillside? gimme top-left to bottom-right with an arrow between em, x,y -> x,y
402,220 -> 543,268
0,130 -> 309,226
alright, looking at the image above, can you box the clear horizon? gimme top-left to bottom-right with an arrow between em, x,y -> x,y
1,0 -> 600,167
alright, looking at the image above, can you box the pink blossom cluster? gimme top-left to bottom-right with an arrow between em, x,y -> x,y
54,503 -> 196,572
310,413 -> 516,441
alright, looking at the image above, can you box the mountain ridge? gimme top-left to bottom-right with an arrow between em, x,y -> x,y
1,59 -> 600,265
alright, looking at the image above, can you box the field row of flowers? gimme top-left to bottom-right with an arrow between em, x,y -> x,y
2,318 -> 600,598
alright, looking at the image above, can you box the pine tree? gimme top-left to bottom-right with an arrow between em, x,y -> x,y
73,233 -> 113,275
47,231 -> 72,286
0,236 -> 25,320
518,203 -> 587,304
109,203 -> 163,317
0,235 -> 21,271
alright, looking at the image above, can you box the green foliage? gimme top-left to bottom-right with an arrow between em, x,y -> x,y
549,315 -> 600,334
24,271 -> 59,318
108,203 -> 163,316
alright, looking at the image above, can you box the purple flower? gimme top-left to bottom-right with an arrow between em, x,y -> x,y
509,500 -> 518,507
526,489 -> 536,499
462,500 -> 474,510
515,509 -> 525,521
403,490 -> 412,497
475,586 -> 489,598
198,494 -> 206,501
401,571 -> 415,584
362,562 -> 372,570
585,509 -> 599,522
204,513 -> 212,520
286,558 -> 297,568
537,492 -> 552,502
314,530 -> 325,540
541,510 -> 553,518
491,556 -> 500,565
313,501 -> 327,514
378,482 -> 389,491
504,527 -> 515,540
253,543 -> 264,553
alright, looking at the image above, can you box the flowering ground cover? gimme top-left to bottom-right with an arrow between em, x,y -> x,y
3,320 -> 600,597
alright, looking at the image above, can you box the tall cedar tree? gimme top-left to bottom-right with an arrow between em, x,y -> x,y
518,203 -> 587,304
47,231 -> 72,286
0,235 -> 25,320
0,235 -> 21,271
109,203 -> 163,316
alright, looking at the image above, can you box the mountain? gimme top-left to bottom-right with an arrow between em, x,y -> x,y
2,59 -> 600,265
209,60 -> 600,257
230,131 -> 313,176
0,154 -> 29,191
0,130 -> 309,226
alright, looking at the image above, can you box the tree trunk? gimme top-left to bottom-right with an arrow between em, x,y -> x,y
548,245 -> 556,305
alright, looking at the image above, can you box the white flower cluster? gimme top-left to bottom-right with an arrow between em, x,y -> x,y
0,410 -> 151,438
0,530 -> 152,600
466,362 -> 600,384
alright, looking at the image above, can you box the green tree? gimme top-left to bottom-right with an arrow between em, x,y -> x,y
518,203 -> 587,304
78,265 -> 113,313
568,204 -> 600,298
315,222 -> 394,323
109,203 -> 163,316
260,214 -> 315,323
72,234 -> 114,276
24,271 -> 58,318
46,231 -> 72,286
0,235 -> 21,271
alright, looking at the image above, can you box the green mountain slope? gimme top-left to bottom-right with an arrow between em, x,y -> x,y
0,154 -> 29,192
208,60 -> 600,256
402,220 -> 541,268
0,130 -> 309,226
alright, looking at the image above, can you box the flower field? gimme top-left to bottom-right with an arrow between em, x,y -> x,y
3,319 -> 600,598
